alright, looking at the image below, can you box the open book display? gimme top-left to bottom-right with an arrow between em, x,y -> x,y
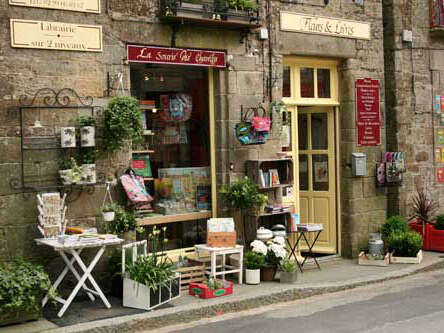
37,192 -> 67,238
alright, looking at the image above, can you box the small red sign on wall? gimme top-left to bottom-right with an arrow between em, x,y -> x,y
438,168 -> 444,183
127,45 -> 226,68
356,78 -> 381,146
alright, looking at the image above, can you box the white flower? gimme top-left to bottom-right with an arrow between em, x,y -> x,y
269,243 -> 286,259
273,236 -> 285,246
251,240 -> 267,256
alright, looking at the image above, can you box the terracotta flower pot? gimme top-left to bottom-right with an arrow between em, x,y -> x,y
261,266 -> 276,281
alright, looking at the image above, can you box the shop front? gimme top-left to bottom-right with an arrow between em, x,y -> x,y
126,45 -> 224,251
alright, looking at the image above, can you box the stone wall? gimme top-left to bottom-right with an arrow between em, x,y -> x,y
0,0 -> 387,262
383,0 -> 444,218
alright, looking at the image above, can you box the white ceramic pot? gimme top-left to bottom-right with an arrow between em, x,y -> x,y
256,227 -> 273,241
81,164 -> 96,184
272,224 -> 287,237
102,211 -> 115,222
61,127 -> 76,148
245,269 -> 260,285
59,169 -> 73,185
80,126 -> 95,147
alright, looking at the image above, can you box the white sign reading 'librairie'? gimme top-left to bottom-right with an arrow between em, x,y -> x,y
280,12 -> 371,40
9,0 -> 101,13
10,19 -> 103,52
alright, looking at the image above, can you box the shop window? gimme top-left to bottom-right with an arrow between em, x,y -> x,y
130,64 -> 212,250
317,69 -> 331,99
300,68 -> 315,98
312,154 -> 329,191
283,66 -> 291,98
311,113 -> 328,150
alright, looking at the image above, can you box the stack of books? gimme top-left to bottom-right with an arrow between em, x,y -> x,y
259,169 -> 280,188
297,224 -> 323,232
265,204 -> 292,214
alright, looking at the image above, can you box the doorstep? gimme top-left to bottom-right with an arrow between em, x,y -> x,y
14,252 -> 444,333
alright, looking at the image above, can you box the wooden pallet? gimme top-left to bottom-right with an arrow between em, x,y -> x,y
174,265 -> 206,291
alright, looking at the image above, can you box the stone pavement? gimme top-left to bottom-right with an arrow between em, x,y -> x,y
3,252 -> 444,333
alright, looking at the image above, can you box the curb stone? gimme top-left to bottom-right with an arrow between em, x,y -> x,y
46,259 -> 444,333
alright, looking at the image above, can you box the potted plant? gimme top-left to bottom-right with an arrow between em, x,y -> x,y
226,0 -> 258,24
103,96 -> 144,152
251,237 -> 286,281
279,259 -> 297,284
219,177 -> 268,242
0,260 -> 56,326
58,157 -> 82,185
429,214 -> 444,252
388,231 -> 423,264
102,202 -> 119,222
104,205 -> 138,243
79,148 -> 97,184
408,187 -> 438,250
123,227 -> 180,310
77,116 -> 96,147
244,251 -> 265,285
60,126 -> 76,148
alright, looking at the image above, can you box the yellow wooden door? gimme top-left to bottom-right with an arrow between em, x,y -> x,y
298,107 -> 337,253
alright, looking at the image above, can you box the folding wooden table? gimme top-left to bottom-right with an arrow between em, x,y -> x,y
35,237 -> 123,317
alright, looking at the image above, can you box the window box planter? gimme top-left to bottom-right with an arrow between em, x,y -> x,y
358,252 -> 390,267
429,227 -> 444,252
0,309 -> 41,327
390,250 -> 423,264
189,280 -> 233,299
408,219 -> 432,250
123,273 -> 180,310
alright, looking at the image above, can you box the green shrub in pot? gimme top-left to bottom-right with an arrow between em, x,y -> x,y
244,251 -> 266,270
381,215 -> 408,239
387,231 -> 423,258
103,96 -> 143,152
219,177 -> 267,210
0,260 -> 56,325
434,214 -> 444,230
104,204 -> 137,234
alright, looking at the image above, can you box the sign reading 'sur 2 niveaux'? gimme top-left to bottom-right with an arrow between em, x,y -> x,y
9,0 -> 101,13
10,19 -> 103,52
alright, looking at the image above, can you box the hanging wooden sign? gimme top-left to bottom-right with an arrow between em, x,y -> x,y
356,78 -> 381,146
10,19 -> 102,52
9,0 -> 101,13
127,45 -> 226,68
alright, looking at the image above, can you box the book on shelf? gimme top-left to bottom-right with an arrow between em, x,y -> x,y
265,204 -> 292,213
259,169 -> 281,188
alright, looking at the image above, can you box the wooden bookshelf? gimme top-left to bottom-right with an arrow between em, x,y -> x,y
137,210 -> 212,226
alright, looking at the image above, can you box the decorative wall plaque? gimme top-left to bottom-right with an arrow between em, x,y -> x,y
9,0 -> 100,14
10,19 -> 102,52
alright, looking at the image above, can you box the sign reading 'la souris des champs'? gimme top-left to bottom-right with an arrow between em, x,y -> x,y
9,0 -> 101,13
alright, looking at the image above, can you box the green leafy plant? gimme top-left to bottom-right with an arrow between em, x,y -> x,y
219,177 -> 267,210
102,202 -> 120,213
388,231 -> 423,257
411,187 -> 438,222
59,157 -> 74,170
0,260 -> 56,315
279,259 -> 297,273
434,214 -> 444,230
79,148 -> 97,164
77,116 -> 95,127
227,0 -> 257,11
103,96 -> 143,152
105,205 -> 137,234
381,215 -> 408,239
125,227 -> 174,291
244,251 -> 266,270
203,278 -> 225,290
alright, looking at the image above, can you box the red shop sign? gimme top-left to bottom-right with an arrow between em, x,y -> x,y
127,45 -> 226,68
356,78 -> 381,146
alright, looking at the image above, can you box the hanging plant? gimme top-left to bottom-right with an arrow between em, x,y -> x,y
103,96 -> 143,152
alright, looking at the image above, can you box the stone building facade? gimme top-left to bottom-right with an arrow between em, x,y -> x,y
383,0 -> 444,218
0,0 -> 393,262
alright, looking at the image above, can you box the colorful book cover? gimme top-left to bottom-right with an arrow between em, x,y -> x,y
438,168 -> 444,183
196,185 -> 211,210
437,148 -> 442,163
435,95 -> 441,114
437,129 -> 444,145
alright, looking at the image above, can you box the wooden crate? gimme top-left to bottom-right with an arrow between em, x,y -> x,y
358,252 -> 390,267
174,265 -> 206,291
390,250 -> 423,264
207,231 -> 237,248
